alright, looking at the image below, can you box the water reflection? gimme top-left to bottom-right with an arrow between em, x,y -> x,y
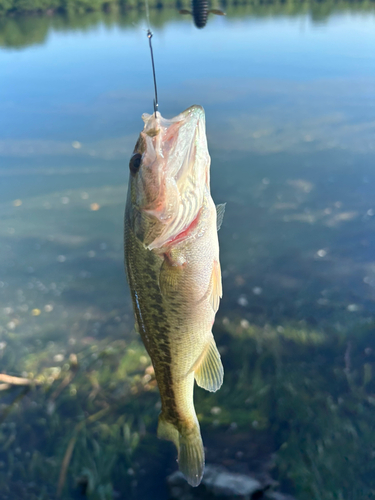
1,1 -> 375,49
0,4 -> 375,500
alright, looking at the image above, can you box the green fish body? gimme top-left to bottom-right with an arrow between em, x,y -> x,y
124,105 -> 224,486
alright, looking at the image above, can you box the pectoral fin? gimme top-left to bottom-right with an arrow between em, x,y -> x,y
193,337 -> 224,392
209,260 -> 222,313
216,203 -> 226,231
179,9 -> 192,14
133,320 -> 140,334
159,257 -> 184,296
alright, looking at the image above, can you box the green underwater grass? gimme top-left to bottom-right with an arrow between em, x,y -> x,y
1,313 -> 375,499
0,171 -> 375,498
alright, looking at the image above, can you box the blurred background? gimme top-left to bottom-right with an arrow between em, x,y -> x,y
0,1 -> 375,499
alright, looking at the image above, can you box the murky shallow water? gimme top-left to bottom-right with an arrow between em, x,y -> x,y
0,5 -> 375,499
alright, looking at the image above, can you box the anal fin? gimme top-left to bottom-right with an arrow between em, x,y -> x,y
157,414 -> 179,448
194,337 -> 224,392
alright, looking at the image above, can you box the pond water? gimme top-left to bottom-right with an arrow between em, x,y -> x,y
0,5 -> 375,500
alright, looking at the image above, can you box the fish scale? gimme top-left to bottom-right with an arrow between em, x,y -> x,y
124,105 -> 224,486
125,212 -> 186,423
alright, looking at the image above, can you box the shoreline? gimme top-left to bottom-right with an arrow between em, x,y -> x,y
1,0 -> 375,18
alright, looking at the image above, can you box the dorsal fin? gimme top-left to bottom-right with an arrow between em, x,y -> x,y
216,203 -> 226,231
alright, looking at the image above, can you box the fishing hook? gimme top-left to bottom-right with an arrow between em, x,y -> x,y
147,29 -> 159,118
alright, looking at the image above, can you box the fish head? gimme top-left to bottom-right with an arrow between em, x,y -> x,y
127,105 -> 210,250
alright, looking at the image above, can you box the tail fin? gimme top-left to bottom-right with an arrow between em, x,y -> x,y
179,425 -> 205,487
157,415 -> 205,487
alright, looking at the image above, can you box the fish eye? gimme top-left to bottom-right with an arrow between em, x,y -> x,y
129,153 -> 142,175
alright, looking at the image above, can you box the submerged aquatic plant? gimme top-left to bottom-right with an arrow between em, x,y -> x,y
1,306 -> 375,499
193,318 -> 375,499
1,176 -> 375,499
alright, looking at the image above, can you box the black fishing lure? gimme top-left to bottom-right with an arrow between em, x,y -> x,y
180,0 -> 225,29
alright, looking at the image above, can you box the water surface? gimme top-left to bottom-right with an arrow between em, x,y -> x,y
1,5 -> 375,500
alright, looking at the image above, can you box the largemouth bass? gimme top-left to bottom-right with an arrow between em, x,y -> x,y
124,104 -> 224,486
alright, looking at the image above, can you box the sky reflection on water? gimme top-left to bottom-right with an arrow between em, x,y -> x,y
0,6 -> 375,500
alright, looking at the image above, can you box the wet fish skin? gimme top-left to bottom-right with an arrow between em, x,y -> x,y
124,105 -> 224,486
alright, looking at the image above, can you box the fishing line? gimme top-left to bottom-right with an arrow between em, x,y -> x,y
144,0 -> 159,117
147,30 -> 159,117
144,0 -> 151,30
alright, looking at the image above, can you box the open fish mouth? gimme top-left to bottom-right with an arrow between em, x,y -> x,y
129,105 -> 211,250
